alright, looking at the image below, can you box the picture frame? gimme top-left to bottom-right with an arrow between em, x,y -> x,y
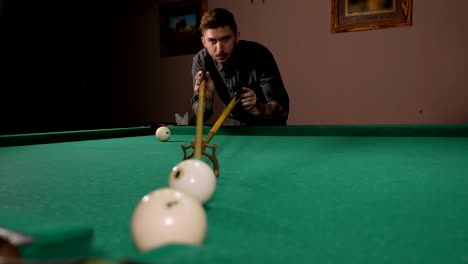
331,0 -> 412,33
159,0 -> 207,57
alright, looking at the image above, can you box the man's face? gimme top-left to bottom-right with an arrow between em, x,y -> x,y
201,26 -> 239,64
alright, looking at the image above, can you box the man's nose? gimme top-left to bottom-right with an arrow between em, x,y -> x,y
215,42 -> 224,52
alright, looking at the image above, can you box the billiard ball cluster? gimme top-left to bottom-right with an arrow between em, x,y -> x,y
130,127 -> 217,252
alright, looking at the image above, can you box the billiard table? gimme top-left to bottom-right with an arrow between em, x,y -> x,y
1,125 -> 468,263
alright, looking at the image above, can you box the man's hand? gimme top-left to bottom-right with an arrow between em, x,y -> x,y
194,71 -> 215,100
240,87 -> 257,112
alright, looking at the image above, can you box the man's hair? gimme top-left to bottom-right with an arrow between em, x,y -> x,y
199,8 -> 237,34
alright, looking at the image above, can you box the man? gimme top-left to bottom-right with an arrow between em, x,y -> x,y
191,8 -> 289,126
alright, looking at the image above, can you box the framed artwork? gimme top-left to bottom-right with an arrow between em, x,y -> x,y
331,0 -> 412,33
159,0 -> 207,57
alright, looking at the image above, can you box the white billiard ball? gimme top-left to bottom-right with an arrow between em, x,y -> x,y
131,188 -> 207,252
155,126 -> 171,142
169,159 -> 216,204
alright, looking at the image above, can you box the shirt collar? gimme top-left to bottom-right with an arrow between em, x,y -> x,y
215,61 -> 234,72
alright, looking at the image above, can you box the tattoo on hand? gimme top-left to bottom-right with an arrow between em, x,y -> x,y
256,101 -> 288,119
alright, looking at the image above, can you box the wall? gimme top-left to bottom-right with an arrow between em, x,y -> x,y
1,0 -> 467,134
157,0 -> 468,125
1,0 -> 160,133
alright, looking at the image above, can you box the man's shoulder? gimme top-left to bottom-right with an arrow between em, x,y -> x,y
192,48 -> 214,72
237,40 -> 275,63
193,48 -> 209,62
238,40 -> 270,53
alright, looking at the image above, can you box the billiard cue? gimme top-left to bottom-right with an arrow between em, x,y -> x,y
204,91 -> 242,144
194,79 -> 206,160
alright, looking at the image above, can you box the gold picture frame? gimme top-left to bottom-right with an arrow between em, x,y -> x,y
331,0 -> 412,33
159,0 -> 207,57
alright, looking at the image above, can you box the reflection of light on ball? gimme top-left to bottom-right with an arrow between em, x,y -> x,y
169,159 -> 216,204
155,126 -> 171,142
131,188 -> 207,252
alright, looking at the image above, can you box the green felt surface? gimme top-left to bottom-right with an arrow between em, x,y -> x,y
0,209 -> 93,260
1,125 -> 468,263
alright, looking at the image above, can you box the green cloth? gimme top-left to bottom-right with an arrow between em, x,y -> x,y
1,125 -> 468,263
0,209 -> 93,259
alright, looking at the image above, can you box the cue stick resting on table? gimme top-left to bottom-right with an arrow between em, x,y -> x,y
203,90 -> 243,144
182,78 -> 243,177
182,71 -> 222,176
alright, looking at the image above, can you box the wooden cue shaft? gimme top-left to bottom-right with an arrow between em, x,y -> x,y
194,79 -> 206,160
204,95 -> 239,144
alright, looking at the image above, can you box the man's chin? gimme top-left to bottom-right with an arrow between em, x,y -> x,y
214,55 -> 229,64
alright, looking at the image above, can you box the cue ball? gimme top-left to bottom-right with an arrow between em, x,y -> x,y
155,126 -> 171,142
169,159 -> 216,204
131,188 -> 207,252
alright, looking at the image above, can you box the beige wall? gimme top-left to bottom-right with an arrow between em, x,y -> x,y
145,0 -> 468,125
3,0 -> 466,134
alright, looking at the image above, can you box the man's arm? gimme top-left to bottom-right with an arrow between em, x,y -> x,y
245,47 -> 289,124
248,100 -> 288,121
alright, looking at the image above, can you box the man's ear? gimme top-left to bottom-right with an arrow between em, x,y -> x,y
201,36 -> 207,48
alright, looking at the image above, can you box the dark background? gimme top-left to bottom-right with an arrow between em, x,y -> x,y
1,0 -> 162,134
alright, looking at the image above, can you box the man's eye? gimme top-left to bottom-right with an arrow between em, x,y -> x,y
222,37 -> 231,42
209,40 -> 216,44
